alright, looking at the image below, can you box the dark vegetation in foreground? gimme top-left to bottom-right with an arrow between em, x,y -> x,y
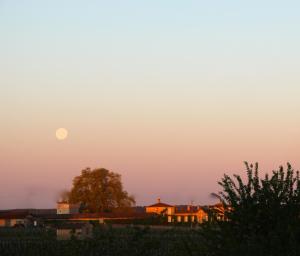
210,162 -> 300,256
0,226 -> 206,256
1,162 -> 300,256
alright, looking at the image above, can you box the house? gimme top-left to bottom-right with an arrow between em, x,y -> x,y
0,210 -> 44,227
146,198 -> 174,215
145,199 -> 206,222
54,222 -> 93,240
56,202 -> 80,214
207,203 -> 228,221
146,199 -> 226,224
167,205 -> 208,223
0,211 -> 28,227
42,211 -> 155,224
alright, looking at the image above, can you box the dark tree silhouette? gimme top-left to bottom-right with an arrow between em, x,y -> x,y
205,162 -> 300,256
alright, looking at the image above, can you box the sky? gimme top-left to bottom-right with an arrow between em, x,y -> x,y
0,0 -> 300,209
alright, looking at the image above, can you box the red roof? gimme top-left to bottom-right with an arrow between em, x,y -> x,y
39,212 -> 154,220
147,202 -> 173,208
175,206 -> 201,213
0,210 -> 154,220
0,209 -> 56,219
0,211 -> 30,219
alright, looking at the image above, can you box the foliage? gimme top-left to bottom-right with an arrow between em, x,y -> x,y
67,168 -> 135,212
205,162 -> 300,256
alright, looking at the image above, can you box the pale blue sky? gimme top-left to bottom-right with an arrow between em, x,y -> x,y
0,1 -> 300,208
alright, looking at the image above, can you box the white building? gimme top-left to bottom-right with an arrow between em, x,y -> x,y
56,202 -> 80,214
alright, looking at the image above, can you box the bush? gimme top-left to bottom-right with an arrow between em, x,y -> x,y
203,162 -> 300,256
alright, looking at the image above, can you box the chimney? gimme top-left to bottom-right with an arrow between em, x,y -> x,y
187,200 -> 193,212
157,198 -> 161,203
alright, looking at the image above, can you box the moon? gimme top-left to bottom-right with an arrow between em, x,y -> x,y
56,128 -> 68,140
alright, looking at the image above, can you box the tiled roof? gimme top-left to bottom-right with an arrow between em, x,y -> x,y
175,209 -> 198,214
0,209 -> 154,220
0,211 -> 30,219
0,209 -> 56,219
147,202 -> 173,208
36,212 -> 155,220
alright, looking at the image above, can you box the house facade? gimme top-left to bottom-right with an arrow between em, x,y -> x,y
0,211 -> 43,227
145,198 -> 173,214
146,199 -> 224,223
167,206 -> 208,223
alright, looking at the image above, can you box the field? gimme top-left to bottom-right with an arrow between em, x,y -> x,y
0,226 -> 207,256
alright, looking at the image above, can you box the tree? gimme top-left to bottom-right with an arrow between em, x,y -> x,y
206,162 -> 300,255
67,167 -> 135,213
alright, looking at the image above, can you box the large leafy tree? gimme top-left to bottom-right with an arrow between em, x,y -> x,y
67,168 -> 135,212
208,162 -> 300,255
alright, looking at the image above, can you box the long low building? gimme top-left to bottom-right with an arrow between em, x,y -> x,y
0,210 -> 155,228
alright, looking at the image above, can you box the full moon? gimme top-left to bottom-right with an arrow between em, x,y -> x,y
56,128 -> 68,140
